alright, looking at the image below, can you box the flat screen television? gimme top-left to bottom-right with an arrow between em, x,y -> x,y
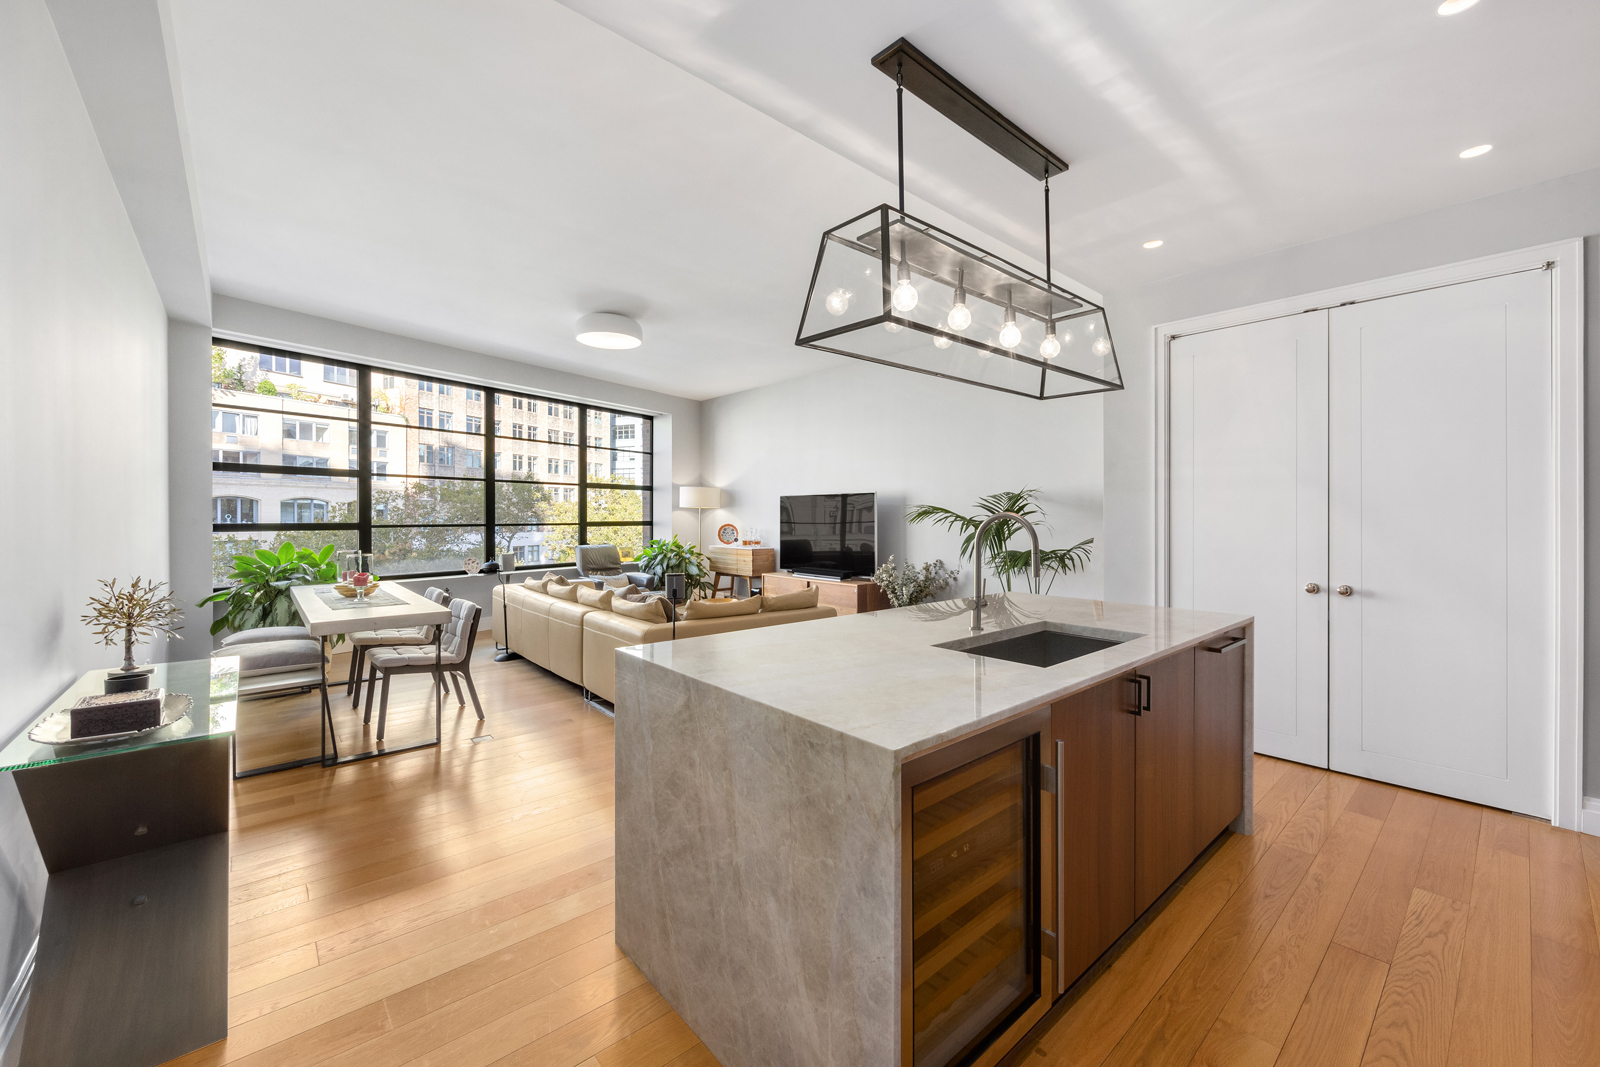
779,493 -> 877,580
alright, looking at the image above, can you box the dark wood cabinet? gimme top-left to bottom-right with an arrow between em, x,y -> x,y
1134,648 -> 1196,913
1194,634 -> 1247,850
1052,672 -> 1138,990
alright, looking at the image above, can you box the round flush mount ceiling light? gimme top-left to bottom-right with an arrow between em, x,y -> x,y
575,313 -> 642,350
1437,0 -> 1480,14
1143,240 -> 1164,249
1459,144 -> 1493,158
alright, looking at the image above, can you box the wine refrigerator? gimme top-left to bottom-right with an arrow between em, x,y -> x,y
901,706 -> 1056,1067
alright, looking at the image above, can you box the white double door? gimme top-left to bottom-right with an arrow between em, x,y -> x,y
1170,268 -> 1555,817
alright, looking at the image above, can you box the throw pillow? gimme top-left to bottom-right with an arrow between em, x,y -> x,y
523,576 -> 548,593
761,586 -> 820,612
545,579 -> 581,602
612,597 -> 672,624
576,586 -> 614,610
601,575 -> 633,588
684,597 -> 762,620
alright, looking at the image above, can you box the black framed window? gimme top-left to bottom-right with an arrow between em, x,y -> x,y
209,340 -> 654,586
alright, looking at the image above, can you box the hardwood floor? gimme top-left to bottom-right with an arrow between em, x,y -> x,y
164,648 -> 1600,1067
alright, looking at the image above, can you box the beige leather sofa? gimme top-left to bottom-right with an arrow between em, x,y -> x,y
492,579 -> 836,703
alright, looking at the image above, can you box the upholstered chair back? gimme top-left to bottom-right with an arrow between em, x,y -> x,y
576,544 -> 624,576
437,599 -> 481,664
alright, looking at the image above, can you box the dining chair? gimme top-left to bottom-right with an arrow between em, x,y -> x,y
362,599 -> 484,740
346,586 -> 450,706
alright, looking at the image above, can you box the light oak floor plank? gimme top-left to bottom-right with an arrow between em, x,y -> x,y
1359,888 -> 1469,1067
1273,943 -> 1388,1067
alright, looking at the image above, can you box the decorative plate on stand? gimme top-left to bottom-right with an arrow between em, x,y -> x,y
717,523 -> 740,545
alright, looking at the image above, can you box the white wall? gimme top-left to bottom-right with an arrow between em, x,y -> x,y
0,0 -> 173,1030
702,360 -> 1104,599
1099,165 -> 1600,789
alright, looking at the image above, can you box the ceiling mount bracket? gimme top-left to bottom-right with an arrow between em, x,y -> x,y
871,37 -> 1068,181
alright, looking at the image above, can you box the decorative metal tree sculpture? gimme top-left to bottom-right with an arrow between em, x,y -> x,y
81,577 -> 185,673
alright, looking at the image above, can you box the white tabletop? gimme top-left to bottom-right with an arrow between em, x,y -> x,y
289,583 -> 453,638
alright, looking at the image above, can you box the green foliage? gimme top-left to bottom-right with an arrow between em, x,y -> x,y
906,488 -> 1093,595
634,536 -> 712,599
199,541 -> 342,641
256,379 -> 278,396
211,346 -> 249,391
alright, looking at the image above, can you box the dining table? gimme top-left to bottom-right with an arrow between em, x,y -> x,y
287,582 -> 455,768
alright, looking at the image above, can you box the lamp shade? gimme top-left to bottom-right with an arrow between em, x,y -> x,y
679,486 -> 721,509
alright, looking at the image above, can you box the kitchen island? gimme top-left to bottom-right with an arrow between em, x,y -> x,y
614,593 -> 1253,1067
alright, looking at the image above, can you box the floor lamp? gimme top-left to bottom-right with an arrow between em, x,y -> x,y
679,486 -> 722,548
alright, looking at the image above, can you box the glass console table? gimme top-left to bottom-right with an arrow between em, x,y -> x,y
4,657 -> 235,1067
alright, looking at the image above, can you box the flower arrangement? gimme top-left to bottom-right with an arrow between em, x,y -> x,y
81,577 -> 185,672
872,556 -> 956,608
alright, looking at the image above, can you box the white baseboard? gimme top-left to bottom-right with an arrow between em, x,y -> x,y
0,936 -> 36,1067
1581,797 -> 1600,837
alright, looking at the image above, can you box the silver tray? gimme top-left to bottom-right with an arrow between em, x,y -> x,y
29,692 -> 194,745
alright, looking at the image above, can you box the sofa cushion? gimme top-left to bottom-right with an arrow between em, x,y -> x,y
612,596 -> 671,623
684,597 -> 761,620
523,575 -> 547,592
761,586 -> 820,612
545,577 -> 581,601
576,586 -> 614,610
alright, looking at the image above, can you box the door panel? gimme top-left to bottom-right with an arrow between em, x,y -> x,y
1170,314 -> 1329,766
1327,269 -> 1553,817
1052,674 -> 1136,991
1135,649 -> 1195,913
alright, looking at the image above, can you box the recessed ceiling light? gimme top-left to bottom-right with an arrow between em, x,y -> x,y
1143,240 -> 1164,249
1459,144 -> 1493,158
1437,0 -> 1480,14
575,313 -> 642,350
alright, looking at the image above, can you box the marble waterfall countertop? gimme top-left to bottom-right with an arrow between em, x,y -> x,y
619,591 -> 1253,760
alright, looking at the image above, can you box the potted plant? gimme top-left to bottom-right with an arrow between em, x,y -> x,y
634,536 -> 713,600
907,488 -> 1093,594
81,577 -> 185,692
199,541 -> 340,638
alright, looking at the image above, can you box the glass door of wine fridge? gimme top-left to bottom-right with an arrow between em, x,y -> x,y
902,706 -> 1055,1067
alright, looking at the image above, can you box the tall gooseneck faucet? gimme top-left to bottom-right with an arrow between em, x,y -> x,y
972,511 -> 1042,634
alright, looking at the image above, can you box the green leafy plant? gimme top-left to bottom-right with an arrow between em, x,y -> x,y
906,488 -> 1093,595
255,379 -> 278,396
872,557 -> 956,607
634,536 -> 713,599
199,541 -> 340,638
82,577 -> 185,671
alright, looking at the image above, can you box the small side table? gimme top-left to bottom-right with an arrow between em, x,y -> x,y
2,657 -> 237,1067
705,546 -> 776,599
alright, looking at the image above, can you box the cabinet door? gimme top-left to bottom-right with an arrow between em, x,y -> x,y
1194,636 -> 1246,849
1135,649 -> 1196,913
1053,673 -> 1136,990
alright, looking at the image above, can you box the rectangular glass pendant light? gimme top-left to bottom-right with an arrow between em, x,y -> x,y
796,206 -> 1123,400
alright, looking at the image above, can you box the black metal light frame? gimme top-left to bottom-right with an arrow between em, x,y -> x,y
796,39 -> 1123,401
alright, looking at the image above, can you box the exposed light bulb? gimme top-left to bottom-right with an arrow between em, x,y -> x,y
998,299 -> 1021,349
825,288 -> 851,316
891,253 -> 918,313
1092,337 -> 1111,357
1459,144 -> 1492,158
1039,328 -> 1060,360
1437,0 -> 1479,13
947,267 -> 971,331
884,321 -> 902,333
933,335 -> 953,349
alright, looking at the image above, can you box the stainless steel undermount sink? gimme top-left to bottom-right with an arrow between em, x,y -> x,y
935,622 -> 1144,668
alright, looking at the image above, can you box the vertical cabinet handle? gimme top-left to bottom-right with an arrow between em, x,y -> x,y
1128,674 -> 1150,714
1055,737 -> 1065,978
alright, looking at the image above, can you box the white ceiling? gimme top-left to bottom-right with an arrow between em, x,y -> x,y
169,0 -> 1600,401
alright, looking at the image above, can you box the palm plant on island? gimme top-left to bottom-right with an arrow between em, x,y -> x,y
907,488 -> 1093,594
634,535 -> 713,600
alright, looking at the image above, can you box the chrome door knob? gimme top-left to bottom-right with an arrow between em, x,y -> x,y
1305,582 -> 1320,594
1337,585 -> 1353,596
